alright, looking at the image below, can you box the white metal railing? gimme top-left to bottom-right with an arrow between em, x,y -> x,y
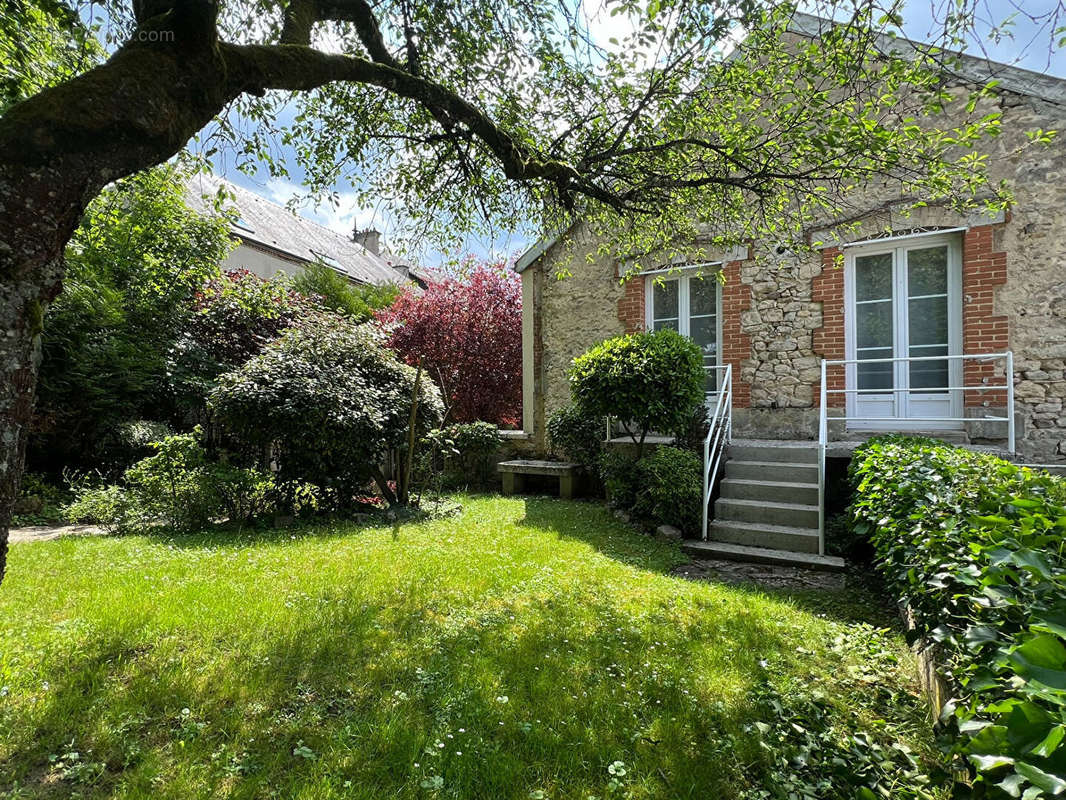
701,364 -> 734,541
817,351 -> 1015,554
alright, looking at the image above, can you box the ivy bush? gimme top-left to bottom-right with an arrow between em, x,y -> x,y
569,329 -> 704,455
851,435 -> 1066,797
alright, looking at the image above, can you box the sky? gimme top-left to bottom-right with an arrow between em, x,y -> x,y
201,0 -> 1065,268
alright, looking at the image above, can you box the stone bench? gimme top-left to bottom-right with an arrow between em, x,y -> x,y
497,460 -> 579,499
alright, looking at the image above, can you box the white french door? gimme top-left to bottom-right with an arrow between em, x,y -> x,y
645,269 -> 721,398
844,235 -> 963,430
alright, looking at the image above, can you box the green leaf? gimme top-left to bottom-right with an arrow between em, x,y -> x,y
1016,761 -> 1066,794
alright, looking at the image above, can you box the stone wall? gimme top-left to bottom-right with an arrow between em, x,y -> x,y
522,81 -> 1066,461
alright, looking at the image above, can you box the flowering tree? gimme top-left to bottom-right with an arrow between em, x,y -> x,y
378,262 -> 521,427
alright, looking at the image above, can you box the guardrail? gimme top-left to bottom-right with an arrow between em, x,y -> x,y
701,364 -> 733,541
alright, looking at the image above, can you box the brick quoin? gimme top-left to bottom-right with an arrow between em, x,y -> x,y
616,270 -> 645,333
812,247 -> 845,408
720,259 -> 752,408
809,231 -> 1009,411
962,224 -> 1009,407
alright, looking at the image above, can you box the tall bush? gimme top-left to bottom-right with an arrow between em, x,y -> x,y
32,165 -> 231,473
569,329 -> 704,456
168,269 -> 316,416
209,319 -> 443,505
851,436 -> 1066,797
377,261 -> 521,426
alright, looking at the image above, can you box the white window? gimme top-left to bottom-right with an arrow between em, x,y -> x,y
644,268 -> 722,394
844,233 -> 963,428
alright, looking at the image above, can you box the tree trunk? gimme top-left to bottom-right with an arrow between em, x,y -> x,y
0,8 -> 241,584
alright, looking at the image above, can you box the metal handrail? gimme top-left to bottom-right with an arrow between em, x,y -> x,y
701,364 -> 733,541
817,350 -> 1016,555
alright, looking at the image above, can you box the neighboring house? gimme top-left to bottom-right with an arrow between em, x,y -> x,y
516,15 -> 1066,470
186,173 -> 427,287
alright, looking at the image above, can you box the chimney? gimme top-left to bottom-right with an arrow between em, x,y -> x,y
354,227 -> 381,256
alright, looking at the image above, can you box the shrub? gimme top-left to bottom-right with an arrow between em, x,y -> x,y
421,422 -> 501,491
289,260 -> 401,320
569,329 -> 704,456
547,403 -> 604,466
30,165 -> 231,474
122,430 -> 221,530
209,319 -> 443,505
64,483 -> 136,534
850,435 -> 1066,796
377,260 -> 521,426
632,446 -> 702,534
169,269 -> 316,416
598,450 -> 640,509
208,463 -> 276,528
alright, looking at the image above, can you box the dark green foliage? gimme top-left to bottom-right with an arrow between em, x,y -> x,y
209,320 -> 443,505
547,403 -> 604,466
850,435 -> 1066,797
632,446 -> 702,535
64,430 -> 277,531
32,166 -> 231,475
671,403 -> 711,454
569,330 -> 704,454
11,472 -> 68,526
289,261 -> 401,320
421,422 -> 501,490
169,269 -> 316,417
598,450 -> 641,509
742,623 -> 947,800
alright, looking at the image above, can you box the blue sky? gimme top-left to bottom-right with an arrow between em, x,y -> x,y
201,1 -> 1065,268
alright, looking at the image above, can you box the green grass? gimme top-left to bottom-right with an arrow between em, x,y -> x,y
0,496 -> 941,799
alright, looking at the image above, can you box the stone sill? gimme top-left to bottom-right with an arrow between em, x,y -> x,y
499,429 -> 531,441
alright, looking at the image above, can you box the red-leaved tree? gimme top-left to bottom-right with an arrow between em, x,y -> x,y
378,261 -> 521,427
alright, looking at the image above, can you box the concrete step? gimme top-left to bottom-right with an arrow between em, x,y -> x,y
715,497 -> 819,529
682,540 -> 846,572
727,441 -> 819,464
724,459 -> 819,483
708,520 -> 821,553
719,477 -> 819,505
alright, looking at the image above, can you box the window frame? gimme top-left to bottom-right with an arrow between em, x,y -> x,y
643,265 -> 724,393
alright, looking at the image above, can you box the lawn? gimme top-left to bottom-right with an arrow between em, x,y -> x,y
0,496 -> 943,799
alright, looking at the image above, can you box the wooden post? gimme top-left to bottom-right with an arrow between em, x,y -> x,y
399,360 -> 423,505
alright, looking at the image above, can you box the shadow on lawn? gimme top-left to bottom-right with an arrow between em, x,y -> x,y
1,571 -> 794,799
516,495 -> 900,629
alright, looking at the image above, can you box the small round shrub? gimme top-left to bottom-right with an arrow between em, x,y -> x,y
632,446 -> 702,534
547,403 -> 604,466
421,422 -> 501,490
569,329 -> 704,453
209,319 -> 443,504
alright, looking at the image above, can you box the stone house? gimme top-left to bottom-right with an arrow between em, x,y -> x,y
515,17 -> 1066,467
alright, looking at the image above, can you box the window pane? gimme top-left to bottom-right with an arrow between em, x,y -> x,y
654,318 -> 678,332
910,345 -> 949,390
689,276 -> 717,316
704,367 -> 718,394
690,315 -> 717,360
653,280 -> 678,321
857,300 -> 893,348
908,296 -> 948,347
855,252 -> 893,301
858,361 -> 894,391
908,246 -> 948,296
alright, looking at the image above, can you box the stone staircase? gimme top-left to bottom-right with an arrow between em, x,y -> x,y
682,440 -> 845,571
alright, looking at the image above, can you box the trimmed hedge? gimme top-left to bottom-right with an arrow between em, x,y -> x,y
851,435 -> 1066,797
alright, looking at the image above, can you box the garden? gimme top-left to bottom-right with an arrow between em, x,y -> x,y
7,167 -> 1066,798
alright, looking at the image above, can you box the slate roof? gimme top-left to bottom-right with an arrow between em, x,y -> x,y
186,173 -> 405,286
